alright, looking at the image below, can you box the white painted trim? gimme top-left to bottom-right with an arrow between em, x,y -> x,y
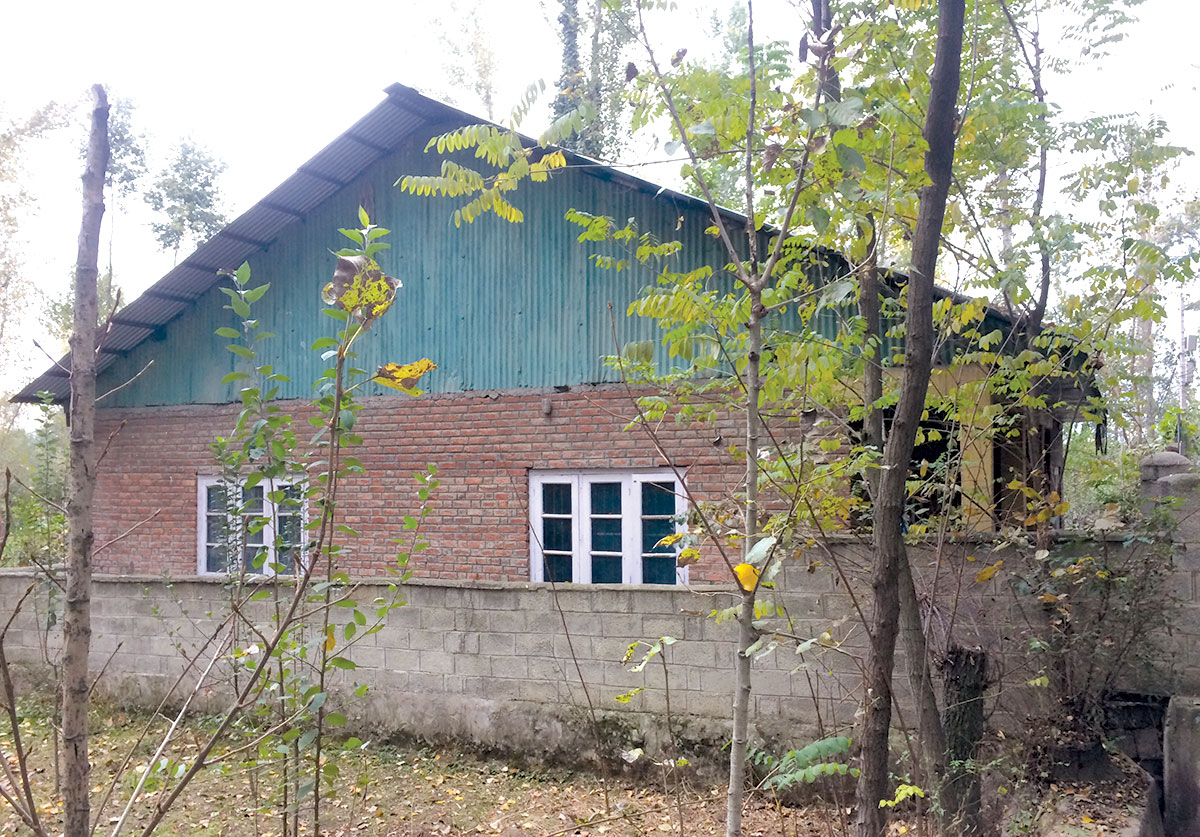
528,468 -> 687,585
196,475 -> 306,577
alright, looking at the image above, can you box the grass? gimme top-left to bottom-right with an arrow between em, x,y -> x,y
0,698 -> 851,836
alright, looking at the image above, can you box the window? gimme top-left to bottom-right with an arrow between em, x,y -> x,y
529,470 -> 687,585
197,476 -> 304,575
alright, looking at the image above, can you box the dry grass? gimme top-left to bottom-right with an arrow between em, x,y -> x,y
0,700 -> 854,836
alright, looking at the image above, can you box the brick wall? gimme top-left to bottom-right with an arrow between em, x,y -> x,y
93,385 -> 763,582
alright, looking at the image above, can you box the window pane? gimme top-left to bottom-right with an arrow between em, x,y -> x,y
590,482 -> 621,515
592,555 -> 621,584
206,515 -> 227,544
642,481 -> 676,517
245,521 -> 264,545
206,485 -> 228,512
543,483 -> 572,515
275,547 -> 296,574
243,485 -> 264,514
544,554 -> 572,583
245,546 -> 266,572
642,518 -> 673,554
278,515 -> 300,546
591,516 -> 621,553
205,544 -> 227,574
643,555 -> 676,585
543,517 -> 572,553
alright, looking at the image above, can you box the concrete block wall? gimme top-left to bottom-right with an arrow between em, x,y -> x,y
0,569 -> 867,763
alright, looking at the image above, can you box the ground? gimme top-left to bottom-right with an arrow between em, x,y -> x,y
0,701 -> 1152,835
0,700 -> 853,836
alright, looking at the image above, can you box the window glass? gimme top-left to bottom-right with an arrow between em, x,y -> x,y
591,555 -> 622,584
641,480 -> 678,585
543,482 -> 572,515
642,481 -> 676,517
199,478 -> 304,576
544,554 -> 572,583
530,472 -> 684,586
590,482 -> 621,515
543,517 -> 572,553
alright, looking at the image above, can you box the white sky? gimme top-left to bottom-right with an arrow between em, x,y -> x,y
1,0 -> 1198,391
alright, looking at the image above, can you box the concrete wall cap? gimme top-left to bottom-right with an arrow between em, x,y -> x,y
1140,450 -> 1193,481
1159,472 -> 1200,491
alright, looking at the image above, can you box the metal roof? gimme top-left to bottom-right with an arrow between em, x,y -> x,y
15,83 -> 750,404
16,83 -> 1021,404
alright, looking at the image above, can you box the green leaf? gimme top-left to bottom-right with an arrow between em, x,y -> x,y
244,283 -> 271,304
811,206 -> 831,234
227,295 -> 251,319
328,656 -> 357,670
215,327 -> 241,338
311,337 -> 339,351
221,371 -> 251,384
226,345 -> 254,359
326,712 -> 347,727
835,144 -> 867,173
745,536 -> 778,567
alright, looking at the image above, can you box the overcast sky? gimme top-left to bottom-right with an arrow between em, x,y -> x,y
1,0 -> 1197,390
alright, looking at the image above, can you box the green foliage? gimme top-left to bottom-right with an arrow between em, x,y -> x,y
144,140 -> 228,258
1,394 -> 66,567
138,212 -> 441,834
1007,535 -> 1175,743
42,268 -> 123,350
749,736 -> 857,791
551,0 -> 637,160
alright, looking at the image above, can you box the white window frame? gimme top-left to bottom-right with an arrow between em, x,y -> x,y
529,469 -> 688,585
196,475 -> 306,576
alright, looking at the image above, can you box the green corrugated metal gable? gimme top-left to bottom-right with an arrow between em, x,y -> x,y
94,135 -> 745,407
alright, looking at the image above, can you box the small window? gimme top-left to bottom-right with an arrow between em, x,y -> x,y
197,476 -> 305,576
529,470 -> 687,585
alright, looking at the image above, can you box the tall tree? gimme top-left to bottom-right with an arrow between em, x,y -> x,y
431,1 -> 499,119
143,140 -> 226,263
552,0 -> 636,159
0,102 -> 65,362
63,83 -> 107,837
854,4 -> 965,833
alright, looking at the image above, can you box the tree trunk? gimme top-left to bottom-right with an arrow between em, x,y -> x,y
942,645 -> 988,836
63,84 -> 108,837
854,3 -> 964,835
898,553 -> 948,793
726,302 -> 762,837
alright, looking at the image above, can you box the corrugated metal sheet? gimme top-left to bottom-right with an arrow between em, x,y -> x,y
88,137 -> 742,407
16,82 -> 1020,406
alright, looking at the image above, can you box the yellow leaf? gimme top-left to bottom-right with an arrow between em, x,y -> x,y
974,561 -> 1002,583
677,548 -> 700,567
1039,593 -> 1059,603
734,563 -> 760,592
655,533 -> 684,548
327,256 -> 398,324
374,358 -> 438,395
325,625 -> 336,653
